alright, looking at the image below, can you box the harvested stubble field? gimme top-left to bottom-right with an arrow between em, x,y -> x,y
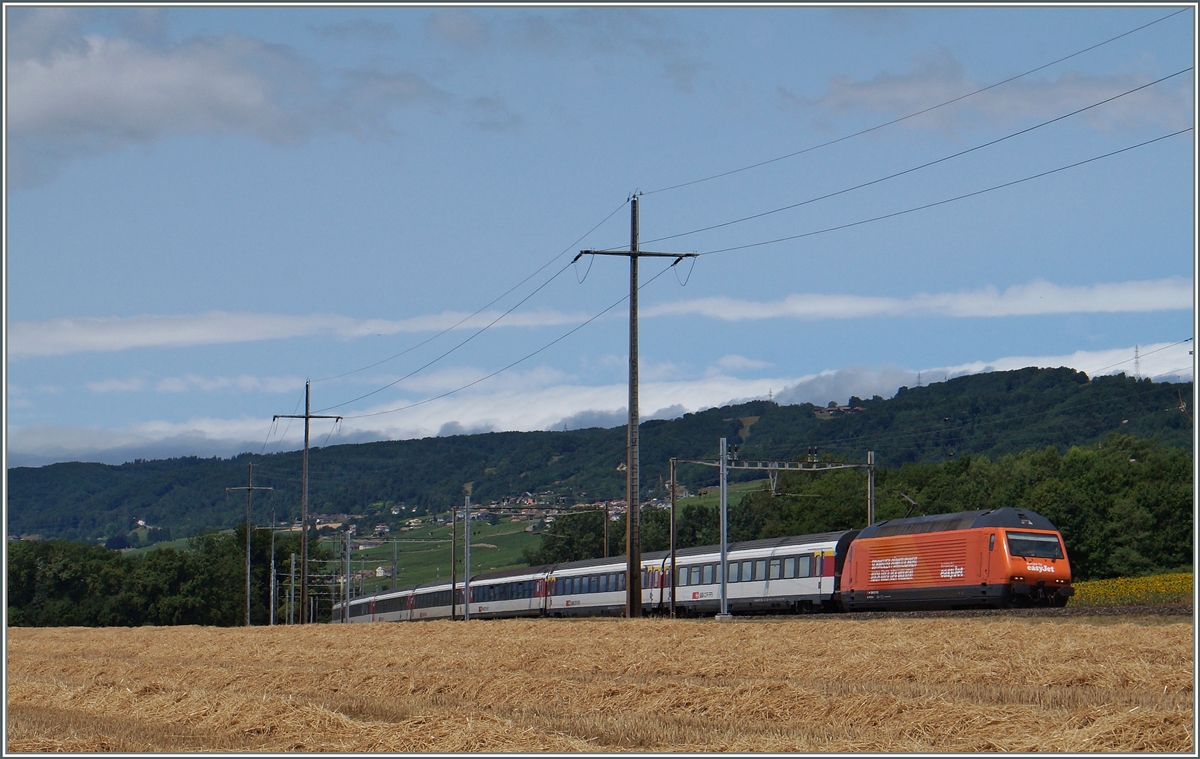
6,615 -> 1194,753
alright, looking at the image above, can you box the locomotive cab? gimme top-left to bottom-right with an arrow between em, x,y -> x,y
841,507 -> 1074,611
998,527 -> 1072,606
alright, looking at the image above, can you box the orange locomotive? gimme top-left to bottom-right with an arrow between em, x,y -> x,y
840,507 -> 1073,610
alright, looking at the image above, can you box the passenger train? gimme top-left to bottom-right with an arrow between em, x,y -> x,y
332,507 -> 1073,623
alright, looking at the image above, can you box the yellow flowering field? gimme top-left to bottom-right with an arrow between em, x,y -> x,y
1069,572 -> 1193,607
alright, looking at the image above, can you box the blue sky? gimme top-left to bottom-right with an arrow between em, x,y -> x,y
4,4 -> 1196,468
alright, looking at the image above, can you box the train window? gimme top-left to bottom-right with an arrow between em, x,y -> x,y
728,561 -> 740,583
690,566 -> 702,586
617,573 -> 626,591
783,557 -> 797,579
702,564 -> 713,585
989,533 -> 996,552
677,567 -> 689,587
600,574 -> 608,592
755,560 -> 767,581
591,575 -> 600,593
1006,531 -> 1064,559
741,560 -> 753,581
769,559 -> 782,580
798,555 -> 811,578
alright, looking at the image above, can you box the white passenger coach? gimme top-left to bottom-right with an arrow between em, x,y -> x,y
333,531 -> 858,622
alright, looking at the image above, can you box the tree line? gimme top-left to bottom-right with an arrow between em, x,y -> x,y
7,527 -> 333,627
524,433 -> 1192,582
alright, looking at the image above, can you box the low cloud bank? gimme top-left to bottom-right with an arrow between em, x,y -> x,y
7,342 -> 1191,468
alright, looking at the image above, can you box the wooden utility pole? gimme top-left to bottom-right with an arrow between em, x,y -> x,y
577,194 -> 696,618
668,458 -> 677,618
274,381 -> 342,623
603,501 -> 609,558
464,495 -> 472,622
451,507 -> 458,621
269,509 -> 276,625
226,462 -> 272,627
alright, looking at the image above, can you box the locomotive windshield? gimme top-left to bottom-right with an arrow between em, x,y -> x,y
1006,531 -> 1064,559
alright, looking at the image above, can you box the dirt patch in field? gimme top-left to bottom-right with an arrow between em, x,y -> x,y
6,615 -> 1193,752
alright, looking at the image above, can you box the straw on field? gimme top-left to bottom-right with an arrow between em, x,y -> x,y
6,616 -> 1193,752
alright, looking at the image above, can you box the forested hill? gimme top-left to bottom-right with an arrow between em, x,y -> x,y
7,368 -> 1193,544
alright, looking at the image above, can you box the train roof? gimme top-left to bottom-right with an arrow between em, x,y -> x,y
642,530 -> 855,563
856,507 -> 1058,539
540,530 -> 855,573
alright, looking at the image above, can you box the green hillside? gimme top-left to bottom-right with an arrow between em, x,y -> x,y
7,368 -> 1192,545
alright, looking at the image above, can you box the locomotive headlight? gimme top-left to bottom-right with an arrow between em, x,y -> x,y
1010,575 -> 1025,582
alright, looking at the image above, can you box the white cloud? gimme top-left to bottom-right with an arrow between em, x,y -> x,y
8,343 -> 1191,467
86,377 -> 147,393
646,278 -> 1193,321
807,51 -> 1194,133
12,279 -> 1187,358
714,354 -> 773,371
145,374 -> 305,394
7,308 -> 592,357
5,15 -> 448,187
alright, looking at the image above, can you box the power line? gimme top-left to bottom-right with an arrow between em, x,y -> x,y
696,128 -> 1192,258
631,68 -> 1190,249
1085,338 -> 1194,376
642,8 -> 1190,196
315,257 -> 580,413
310,200 -> 629,385
341,258 -> 687,420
